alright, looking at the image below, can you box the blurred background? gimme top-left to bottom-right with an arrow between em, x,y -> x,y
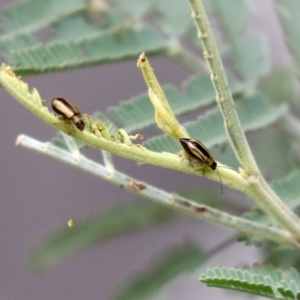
0,0 -> 289,299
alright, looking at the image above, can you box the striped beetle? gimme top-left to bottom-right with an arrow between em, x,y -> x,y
51,97 -> 85,131
180,138 -> 217,170
180,138 -> 223,192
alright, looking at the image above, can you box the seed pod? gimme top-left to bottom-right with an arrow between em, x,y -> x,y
51,97 -> 85,131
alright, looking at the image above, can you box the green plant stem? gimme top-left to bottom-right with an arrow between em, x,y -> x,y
2,53 -> 300,241
187,0 -> 257,174
16,134 -> 299,247
61,132 -> 81,157
247,179 -> 300,238
0,63 -> 244,190
101,150 -> 115,174
187,0 -> 300,240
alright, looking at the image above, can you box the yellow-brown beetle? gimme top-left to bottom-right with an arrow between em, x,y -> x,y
51,97 -> 85,131
180,138 -> 223,193
179,138 -> 217,170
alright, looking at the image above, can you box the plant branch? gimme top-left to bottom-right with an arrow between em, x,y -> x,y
16,134 -> 299,247
187,0 -> 258,174
2,50 -> 300,241
0,64 -> 245,192
186,0 -> 300,240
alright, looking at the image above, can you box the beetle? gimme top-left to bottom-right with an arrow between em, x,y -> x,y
179,138 -> 217,170
51,97 -> 85,131
180,138 -> 223,192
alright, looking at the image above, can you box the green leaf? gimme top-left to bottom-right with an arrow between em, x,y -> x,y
239,171 -> 300,246
152,0 -> 191,37
108,73 -> 245,133
144,132 -> 179,154
108,86 -> 172,134
144,95 -> 287,153
9,27 -> 167,75
26,203 -> 174,271
265,244 -> 300,270
277,279 -> 300,300
272,171 -> 300,209
0,32 -> 38,58
200,265 -> 300,299
211,0 -> 269,83
52,15 -> 102,41
252,127 -> 293,179
236,35 -> 269,83
261,67 -> 296,106
111,0 -> 152,20
116,243 -> 204,300
211,0 -> 250,37
51,13 -> 125,41
275,0 -> 300,78
1,0 -> 86,34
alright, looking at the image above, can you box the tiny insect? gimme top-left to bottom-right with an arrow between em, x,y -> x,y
180,138 -> 217,169
67,219 -> 74,228
51,97 -> 85,131
179,138 -> 223,192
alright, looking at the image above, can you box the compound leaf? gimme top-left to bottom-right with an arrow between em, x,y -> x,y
108,74 -> 245,133
275,0 -> 300,79
116,243 -> 205,300
144,95 -> 287,153
211,0 -> 269,83
1,0 -> 85,34
200,265 -> 300,299
111,0 -> 152,20
9,27 -> 166,75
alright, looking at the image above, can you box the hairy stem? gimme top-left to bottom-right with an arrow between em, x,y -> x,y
187,0 -> 300,239
187,0 -> 258,174
16,134 -> 299,247
0,64 -> 246,192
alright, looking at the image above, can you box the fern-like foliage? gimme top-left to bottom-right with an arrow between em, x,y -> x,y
108,73 -> 246,133
2,0 -> 85,34
0,32 -> 38,58
0,0 -> 270,82
275,1 -> 300,79
111,0 -> 191,36
2,1 -> 298,299
200,265 -> 300,299
52,15 -> 108,41
9,27 -> 166,75
111,0 -> 152,20
144,95 -> 287,153
151,1 -> 192,37
211,0 -> 269,83
115,243 -> 204,300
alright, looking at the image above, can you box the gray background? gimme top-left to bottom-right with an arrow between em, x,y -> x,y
0,1 -> 286,299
